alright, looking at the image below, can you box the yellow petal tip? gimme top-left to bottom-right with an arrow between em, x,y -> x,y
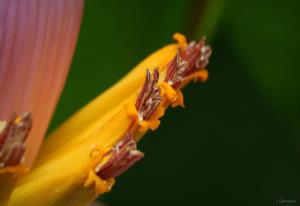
186,69 -> 209,82
160,82 -> 177,101
160,82 -> 184,107
84,170 -> 115,195
139,119 -> 160,132
126,104 -> 139,121
173,32 -> 188,49
171,89 -> 185,108
0,165 -> 30,175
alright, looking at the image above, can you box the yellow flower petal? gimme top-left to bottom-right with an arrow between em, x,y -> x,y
10,33 -> 212,206
84,170 -> 114,195
173,32 -> 188,49
40,44 -> 178,159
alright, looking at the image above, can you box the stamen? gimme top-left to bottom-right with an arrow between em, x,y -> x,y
0,113 -> 32,168
135,69 -> 161,121
165,36 -> 212,88
96,132 -> 144,180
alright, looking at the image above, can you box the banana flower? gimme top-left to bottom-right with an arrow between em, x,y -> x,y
0,0 -> 84,204
8,32 -> 212,206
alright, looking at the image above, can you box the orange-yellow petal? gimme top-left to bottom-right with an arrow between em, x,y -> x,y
173,33 -> 188,49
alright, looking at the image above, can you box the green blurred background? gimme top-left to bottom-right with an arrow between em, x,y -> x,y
49,0 -> 300,205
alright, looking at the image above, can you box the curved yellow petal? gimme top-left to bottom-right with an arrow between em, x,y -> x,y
10,33 -> 211,206
41,44 -> 178,157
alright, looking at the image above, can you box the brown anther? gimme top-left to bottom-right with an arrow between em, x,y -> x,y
135,69 -> 161,121
96,132 -> 144,180
0,113 -> 32,168
165,37 -> 212,88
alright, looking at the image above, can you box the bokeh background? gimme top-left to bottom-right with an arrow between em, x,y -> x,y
48,0 -> 300,205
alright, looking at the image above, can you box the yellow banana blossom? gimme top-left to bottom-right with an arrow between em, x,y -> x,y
9,33 -> 211,206
0,1 -> 84,204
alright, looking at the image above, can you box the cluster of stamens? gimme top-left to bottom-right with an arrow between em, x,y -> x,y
95,132 -> 144,180
165,37 -> 212,88
0,113 -> 32,168
93,35 -> 211,182
135,69 -> 161,121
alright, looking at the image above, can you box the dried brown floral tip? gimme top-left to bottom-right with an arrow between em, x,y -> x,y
165,37 -> 212,88
96,132 -> 144,179
0,113 -> 32,168
135,69 -> 161,121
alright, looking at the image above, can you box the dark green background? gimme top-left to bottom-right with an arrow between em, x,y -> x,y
49,0 -> 300,205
